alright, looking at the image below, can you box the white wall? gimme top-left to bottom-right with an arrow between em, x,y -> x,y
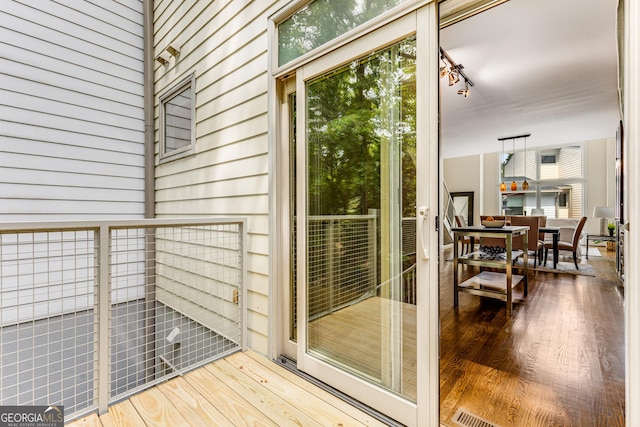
153,0 -> 279,354
0,0 -> 146,220
585,138 -> 617,234
443,152 -> 500,225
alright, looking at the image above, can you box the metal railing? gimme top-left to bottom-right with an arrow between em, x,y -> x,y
307,215 -> 378,319
0,218 -> 246,421
304,215 -> 417,322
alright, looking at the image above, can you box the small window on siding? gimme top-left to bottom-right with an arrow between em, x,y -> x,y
160,74 -> 195,161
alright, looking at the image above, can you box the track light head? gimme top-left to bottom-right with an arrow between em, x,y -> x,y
448,69 -> 459,86
457,81 -> 470,97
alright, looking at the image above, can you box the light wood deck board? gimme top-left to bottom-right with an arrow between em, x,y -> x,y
184,366 -> 277,427
205,358 -> 326,427
225,351 -> 384,427
128,386 -> 191,426
241,351 -> 388,426
98,399 -> 145,427
156,377 -> 234,427
67,350 -> 381,427
67,413 -> 101,427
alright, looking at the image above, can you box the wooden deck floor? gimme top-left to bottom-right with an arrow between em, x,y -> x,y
67,350 -> 388,427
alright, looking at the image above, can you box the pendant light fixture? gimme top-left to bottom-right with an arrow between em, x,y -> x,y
522,135 -> 530,190
510,138 -> 517,191
498,134 -> 532,192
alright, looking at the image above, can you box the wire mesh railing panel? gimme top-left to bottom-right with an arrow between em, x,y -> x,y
108,223 -> 243,404
0,229 -> 98,415
0,219 -> 245,420
307,216 -> 377,319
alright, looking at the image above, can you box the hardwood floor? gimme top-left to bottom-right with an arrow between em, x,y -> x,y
440,246 -> 625,426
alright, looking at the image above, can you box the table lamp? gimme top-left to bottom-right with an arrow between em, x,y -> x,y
593,206 -> 614,236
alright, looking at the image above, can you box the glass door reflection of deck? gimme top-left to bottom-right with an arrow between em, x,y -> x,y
308,296 -> 417,401
451,225 -> 529,317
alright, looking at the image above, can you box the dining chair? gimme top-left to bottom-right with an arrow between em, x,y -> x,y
544,216 -> 587,269
510,215 -> 544,267
454,215 -> 473,255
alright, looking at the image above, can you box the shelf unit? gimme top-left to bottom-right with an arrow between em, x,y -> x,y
452,225 -> 529,317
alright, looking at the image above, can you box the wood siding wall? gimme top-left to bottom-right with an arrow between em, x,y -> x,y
153,0 -> 279,354
1,0 -> 146,221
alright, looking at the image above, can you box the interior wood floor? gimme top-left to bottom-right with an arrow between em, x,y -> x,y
66,350 -> 388,427
440,245 -> 625,427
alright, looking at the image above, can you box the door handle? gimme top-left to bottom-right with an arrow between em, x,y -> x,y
418,206 -> 429,260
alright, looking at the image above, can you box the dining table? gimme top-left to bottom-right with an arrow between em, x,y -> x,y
540,226 -> 560,269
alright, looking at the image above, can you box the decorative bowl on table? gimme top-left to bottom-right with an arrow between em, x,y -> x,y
481,220 -> 505,228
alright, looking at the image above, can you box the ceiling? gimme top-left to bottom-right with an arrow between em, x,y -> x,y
439,0 -> 621,158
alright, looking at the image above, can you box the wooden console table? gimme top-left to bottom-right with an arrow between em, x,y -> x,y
452,225 -> 529,317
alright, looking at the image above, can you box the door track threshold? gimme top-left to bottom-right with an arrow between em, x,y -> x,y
276,355 -> 405,427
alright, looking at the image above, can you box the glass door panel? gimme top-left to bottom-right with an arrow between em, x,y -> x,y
305,36 -> 417,400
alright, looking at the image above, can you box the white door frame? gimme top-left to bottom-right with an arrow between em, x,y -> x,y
624,0 -> 640,425
269,3 -> 439,426
295,15 -> 425,426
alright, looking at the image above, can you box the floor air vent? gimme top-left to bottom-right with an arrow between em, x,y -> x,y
452,408 -> 502,427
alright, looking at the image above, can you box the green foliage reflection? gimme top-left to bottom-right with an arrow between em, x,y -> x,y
306,38 -> 416,217
278,0 -> 407,65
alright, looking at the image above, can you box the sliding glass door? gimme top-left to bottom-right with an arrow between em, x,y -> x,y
285,6 -> 439,425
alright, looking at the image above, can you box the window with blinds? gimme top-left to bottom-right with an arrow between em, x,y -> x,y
160,74 -> 195,161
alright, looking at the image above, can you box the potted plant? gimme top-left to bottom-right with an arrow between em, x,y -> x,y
607,222 -> 616,237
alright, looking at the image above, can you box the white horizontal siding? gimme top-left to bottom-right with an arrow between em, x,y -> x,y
558,146 -> 583,179
0,0 -> 145,221
156,175 -> 268,202
153,0 -> 279,354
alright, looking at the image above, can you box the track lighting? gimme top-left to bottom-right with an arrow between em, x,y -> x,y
440,47 -> 474,97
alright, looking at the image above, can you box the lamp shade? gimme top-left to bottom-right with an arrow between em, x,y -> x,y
593,206 -> 614,218
531,208 -> 544,216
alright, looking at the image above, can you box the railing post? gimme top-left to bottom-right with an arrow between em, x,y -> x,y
240,220 -> 248,351
327,219 -> 335,312
144,227 -> 157,382
368,210 -> 378,296
97,224 -> 110,414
